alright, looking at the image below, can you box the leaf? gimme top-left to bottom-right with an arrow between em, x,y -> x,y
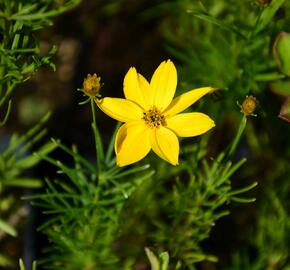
0,100 -> 12,127
145,248 -> 170,270
270,80 -> 290,96
15,141 -> 57,169
0,196 -> 14,211
0,253 -> 13,267
191,12 -> 246,39
145,248 -> 160,270
2,178 -> 42,188
19,259 -> 25,270
273,32 -> 290,76
255,0 -> 286,34
18,259 -> 37,270
159,252 -> 169,270
32,261 -> 37,270
228,182 -> 258,196
254,72 -> 285,81
0,218 -> 17,237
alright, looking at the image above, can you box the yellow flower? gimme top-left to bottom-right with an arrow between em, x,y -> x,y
96,60 -> 215,166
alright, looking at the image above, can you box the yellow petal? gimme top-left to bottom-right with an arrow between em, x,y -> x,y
149,60 -> 177,111
138,73 -> 150,99
124,67 -> 150,109
115,121 -> 151,166
150,127 -> 179,165
96,97 -> 143,122
167,112 -> 215,137
163,87 -> 215,116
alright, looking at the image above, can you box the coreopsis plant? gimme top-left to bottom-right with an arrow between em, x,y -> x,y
26,61 -> 258,270
96,60 -> 215,166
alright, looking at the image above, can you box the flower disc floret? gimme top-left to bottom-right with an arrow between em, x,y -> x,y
143,107 -> 166,128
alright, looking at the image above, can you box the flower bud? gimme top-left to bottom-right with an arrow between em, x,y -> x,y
83,74 -> 101,97
241,96 -> 258,116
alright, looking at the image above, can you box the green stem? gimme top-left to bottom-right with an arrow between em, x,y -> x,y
228,115 -> 247,159
0,81 -> 17,107
90,99 -> 104,181
0,100 -> 12,127
10,0 -> 81,21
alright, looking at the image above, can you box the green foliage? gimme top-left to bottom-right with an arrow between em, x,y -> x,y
0,113 -> 56,266
0,0 -> 81,124
273,32 -> 290,76
25,115 -> 154,269
25,97 -> 256,270
254,0 -> 286,34
145,248 -> 170,270
226,184 -> 290,270
119,119 -> 256,269
0,0 -> 81,267
19,259 -> 37,270
0,113 -> 55,191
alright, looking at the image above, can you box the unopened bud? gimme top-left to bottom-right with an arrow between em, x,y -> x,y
241,95 -> 258,116
83,74 -> 101,97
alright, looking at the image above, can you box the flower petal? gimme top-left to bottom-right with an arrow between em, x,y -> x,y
149,60 -> 177,111
167,112 -> 215,137
124,67 -> 150,109
163,87 -> 215,116
115,121 -> 151,166
96,97 -> 143,122
138,73 -> 150,100
150,127 -> 179,165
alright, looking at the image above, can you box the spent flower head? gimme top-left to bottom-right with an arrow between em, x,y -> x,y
83,73 -> 101,97
96,60 -> 215,166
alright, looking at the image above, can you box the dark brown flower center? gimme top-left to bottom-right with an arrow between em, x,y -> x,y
142,107 -> 166,128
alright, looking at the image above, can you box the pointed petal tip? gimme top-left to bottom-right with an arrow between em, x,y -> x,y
210,118 -> 216,128
129,66 -> 136,72
206,117 -> 216,131
172,161 -> 179,166
160,59 -> 175,67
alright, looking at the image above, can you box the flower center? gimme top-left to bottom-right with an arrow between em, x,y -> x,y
142,107 -> 166,128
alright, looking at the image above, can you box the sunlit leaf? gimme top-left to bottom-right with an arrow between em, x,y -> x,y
0,219 -> 17,237
255,0 -> 286,34
273,32 -> 290,76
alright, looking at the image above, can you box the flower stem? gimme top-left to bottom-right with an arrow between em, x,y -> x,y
228,115 -> 247,159
90,98 -> 104,180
